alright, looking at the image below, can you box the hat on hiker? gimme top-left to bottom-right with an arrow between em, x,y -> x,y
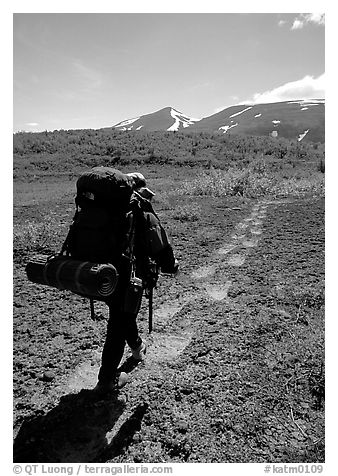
137,187 -> 155,199
127,172 -> 146,188
127,172 -> 155,199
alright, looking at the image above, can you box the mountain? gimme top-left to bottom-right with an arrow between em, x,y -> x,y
112,100 -> 325,143
112,107 -> 200,132
187,99 -> 325,143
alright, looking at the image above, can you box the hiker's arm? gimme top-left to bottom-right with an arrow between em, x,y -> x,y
155,244 -> 179,275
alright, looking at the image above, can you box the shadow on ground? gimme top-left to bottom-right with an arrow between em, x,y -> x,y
13,387 -> 148,463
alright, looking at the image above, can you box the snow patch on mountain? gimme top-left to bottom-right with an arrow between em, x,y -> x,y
229,106 -> 252,118
167,108 -> 200,131
114,117 -> 140,128
219,123 -> 238,133
298,130 -> 309,141
287,99 -> 324,106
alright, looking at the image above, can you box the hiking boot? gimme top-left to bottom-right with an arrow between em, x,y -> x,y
131,342 -> 147,361
93,372 -> 130,394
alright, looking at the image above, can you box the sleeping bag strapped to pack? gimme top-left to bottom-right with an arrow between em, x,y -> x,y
26,254 -> 119,300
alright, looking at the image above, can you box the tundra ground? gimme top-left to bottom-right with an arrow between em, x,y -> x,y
13,165 -> 324,463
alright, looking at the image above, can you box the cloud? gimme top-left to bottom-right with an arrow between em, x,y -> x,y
214,74 -> 325,112
247,74 -> 325,104
292,19 -> 304,30
291,13 -> 325,30
25,122 -> 39,126
278,20 -> 287,27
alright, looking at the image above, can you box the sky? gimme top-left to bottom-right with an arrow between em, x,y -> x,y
13,9 -> 325,132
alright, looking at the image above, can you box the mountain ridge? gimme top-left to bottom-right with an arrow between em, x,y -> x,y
113,107 -> 200,133
112,100 -> 325,143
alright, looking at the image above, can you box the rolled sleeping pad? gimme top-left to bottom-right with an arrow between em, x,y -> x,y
25,254 -> 119,301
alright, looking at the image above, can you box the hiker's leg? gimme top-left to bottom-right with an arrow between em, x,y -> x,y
97,267 -> 142,382
124,311 -> 142,350
97,304 -> 126,384
122,286 -> 143,350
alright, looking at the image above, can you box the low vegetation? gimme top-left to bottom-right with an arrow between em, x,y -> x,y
13,216 -> 69,263
13,128 -> 324,179
178,164 -> 325,199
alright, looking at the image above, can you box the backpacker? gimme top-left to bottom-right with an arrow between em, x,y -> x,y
66,167 -> 177,322
26,166 -> 177,328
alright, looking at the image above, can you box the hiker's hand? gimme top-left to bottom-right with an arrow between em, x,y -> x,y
160,260 -> 179,277
164,260 -> 179,277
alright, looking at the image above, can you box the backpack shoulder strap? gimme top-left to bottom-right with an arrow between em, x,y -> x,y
132,191 -> 160,219
59,207 -> 79,256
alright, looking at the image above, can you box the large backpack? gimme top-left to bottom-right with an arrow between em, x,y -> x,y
64,167 -> 134,267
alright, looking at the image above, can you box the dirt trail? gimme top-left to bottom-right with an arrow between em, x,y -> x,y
64,201 -> 268,387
